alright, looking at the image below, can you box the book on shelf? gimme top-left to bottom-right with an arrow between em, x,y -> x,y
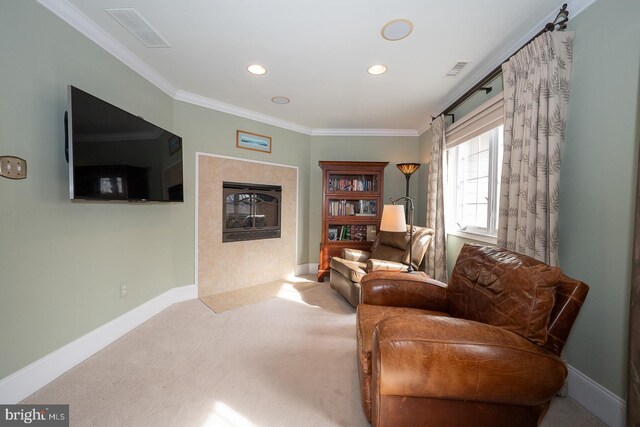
329,199 -> 375,217
328,224 -> 371,242
341,225 -> 349,240
328,176 -> 376,192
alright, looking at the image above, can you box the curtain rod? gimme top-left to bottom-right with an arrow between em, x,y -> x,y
431,3 -> 569,123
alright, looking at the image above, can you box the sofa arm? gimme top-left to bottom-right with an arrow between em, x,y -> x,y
367,259 -> 408,272
372,315 -> 566,406
341,248 -> 371,262
360,270 -> 448,311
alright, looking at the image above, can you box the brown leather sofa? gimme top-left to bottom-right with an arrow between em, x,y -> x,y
356,244 -> 589,427
329,226 -> 434,307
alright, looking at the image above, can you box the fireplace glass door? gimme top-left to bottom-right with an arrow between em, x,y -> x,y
223,182 -> 281,242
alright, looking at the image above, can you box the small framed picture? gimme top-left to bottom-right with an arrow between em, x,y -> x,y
236,130 -> 272,154
328,227 -> 338,241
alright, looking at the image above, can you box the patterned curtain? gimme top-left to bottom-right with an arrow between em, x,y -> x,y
426,115 -> 448,282
497,31 -> 574,266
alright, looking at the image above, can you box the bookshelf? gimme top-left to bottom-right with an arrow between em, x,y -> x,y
317,161 -> 389,282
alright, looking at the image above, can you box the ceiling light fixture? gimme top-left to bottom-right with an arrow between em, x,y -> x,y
247,64 -> 267,75
381,19 -> 413,41
271,96 -> 290,105
367,64 -> 387,75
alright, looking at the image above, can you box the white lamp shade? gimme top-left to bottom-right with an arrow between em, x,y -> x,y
380,204 -> 407,232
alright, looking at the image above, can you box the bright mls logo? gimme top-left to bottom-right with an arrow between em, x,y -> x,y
1,405 -> 68,426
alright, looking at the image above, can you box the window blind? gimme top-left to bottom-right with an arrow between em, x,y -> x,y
445,92 -> 504,149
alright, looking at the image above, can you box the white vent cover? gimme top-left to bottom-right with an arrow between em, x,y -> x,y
105,8 -> 170,48
445,61 -> 470,77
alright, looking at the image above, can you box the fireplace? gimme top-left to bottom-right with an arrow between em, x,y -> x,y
223,182 -> 282,242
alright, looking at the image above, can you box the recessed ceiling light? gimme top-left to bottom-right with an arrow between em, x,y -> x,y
271,96 -> 290,105
247,64 -> 267,75
367,64 -> 387,75
381,19 -> 413,41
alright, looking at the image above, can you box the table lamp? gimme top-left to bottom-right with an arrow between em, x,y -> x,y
380,196 -> 415,272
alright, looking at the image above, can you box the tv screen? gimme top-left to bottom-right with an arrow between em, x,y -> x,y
67,85 -> 183,202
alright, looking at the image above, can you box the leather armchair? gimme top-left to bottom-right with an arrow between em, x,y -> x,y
356,244 -> 589,427
329,226 -> 434,307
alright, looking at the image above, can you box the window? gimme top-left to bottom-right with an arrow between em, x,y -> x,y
447,125 -> 503,239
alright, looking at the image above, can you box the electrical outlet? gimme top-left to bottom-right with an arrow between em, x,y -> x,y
0,156 -> 27,179
120,284 -> 128,298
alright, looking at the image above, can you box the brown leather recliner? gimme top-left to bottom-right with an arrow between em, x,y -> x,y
329,226 -> 434,307
356,244 -> 589,427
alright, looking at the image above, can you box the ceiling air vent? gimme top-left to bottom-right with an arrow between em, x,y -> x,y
105,8 -> 171,48
445,61 -> 470,78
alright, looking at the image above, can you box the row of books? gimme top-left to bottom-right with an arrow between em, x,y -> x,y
328,177 -> 377,192
328,225 -> 377,242
327,200 -> 377,217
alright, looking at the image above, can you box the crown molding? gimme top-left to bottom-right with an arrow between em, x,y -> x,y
35,0 -> 421,137
418,0 -> 598,133
175,90 -> 313,135
38,0 -> 598,139
310,128 -> 418,137
176,91 -> 419,137
36,0 -> 177,97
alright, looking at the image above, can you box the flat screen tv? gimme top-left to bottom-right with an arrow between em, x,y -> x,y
67,85 -> 183,202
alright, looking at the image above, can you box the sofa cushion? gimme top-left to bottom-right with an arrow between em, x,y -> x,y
448,244 -> 562,345
369,246 -> 405,263
369,231 -> 407,263
330,257 -> 367,283
377,230 -> 409,250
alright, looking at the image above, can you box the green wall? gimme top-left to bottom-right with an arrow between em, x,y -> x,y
560,0 -> 640,398
450,74 -> 503,121
0,1 -> 177,379
308,136 -> 420,262
0,1 -> 421,380
171,101 -> 311,283
3,0 -> 635,404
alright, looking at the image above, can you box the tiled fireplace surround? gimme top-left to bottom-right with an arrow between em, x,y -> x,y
197,154 -> 298,297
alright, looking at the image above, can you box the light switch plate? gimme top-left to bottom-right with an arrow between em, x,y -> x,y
0,156 -> 27,179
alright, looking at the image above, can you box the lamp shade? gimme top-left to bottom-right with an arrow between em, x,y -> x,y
397,163 -> 421,177
380,204 -> 407,232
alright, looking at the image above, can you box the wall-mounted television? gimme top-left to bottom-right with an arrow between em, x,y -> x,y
66,85 -> 183,202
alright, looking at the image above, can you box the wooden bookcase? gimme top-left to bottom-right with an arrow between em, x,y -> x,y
317,161 -> 389,282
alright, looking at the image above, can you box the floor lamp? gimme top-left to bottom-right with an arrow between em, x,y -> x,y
396,163 -> 421,222
380,196 -> 415,273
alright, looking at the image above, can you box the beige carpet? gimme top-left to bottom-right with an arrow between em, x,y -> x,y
200,276 -> 318,313
22,282 -> 605,427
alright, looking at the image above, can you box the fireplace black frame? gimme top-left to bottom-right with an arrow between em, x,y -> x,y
222,181 -> 282,242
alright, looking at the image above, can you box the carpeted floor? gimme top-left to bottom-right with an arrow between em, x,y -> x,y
199,276 -> 319,313
23,279 -> 605,426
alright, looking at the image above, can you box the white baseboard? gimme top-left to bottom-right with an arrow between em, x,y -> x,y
295,263 -> 319,276
4,283 -> 622,427
567,364 -> 626,427
308,263 -> 319,275
295,264 -> 308,275
0,284 -> 197,404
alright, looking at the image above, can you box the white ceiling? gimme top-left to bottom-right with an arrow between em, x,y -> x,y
39,0 -> 591,135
